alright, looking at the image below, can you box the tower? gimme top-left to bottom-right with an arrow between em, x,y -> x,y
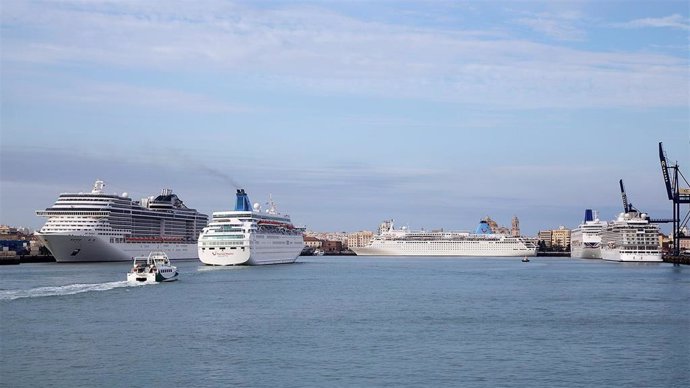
511,216 -> 520,237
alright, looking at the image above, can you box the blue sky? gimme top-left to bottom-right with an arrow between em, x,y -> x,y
1,0 -> 688,235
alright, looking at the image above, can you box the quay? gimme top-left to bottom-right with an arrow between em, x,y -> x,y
0,253 -> 20,265
0,254 -> 55,265
21,255 -> 55,263
663,255 -> 690,266
536,251 -> 570,257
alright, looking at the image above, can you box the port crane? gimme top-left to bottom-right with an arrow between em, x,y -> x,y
658,142 -> 690,256
619,179 -> 638,214
619,178 -> 673,222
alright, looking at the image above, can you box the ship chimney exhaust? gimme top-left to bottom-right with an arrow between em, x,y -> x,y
235,189 -> 252,211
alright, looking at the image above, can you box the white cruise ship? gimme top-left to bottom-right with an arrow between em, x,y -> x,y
601,211 -> 662,262
197,189 -> 304,265
350,219 -> 537,257
36,180 -> 208,262
571,209 -> 606,259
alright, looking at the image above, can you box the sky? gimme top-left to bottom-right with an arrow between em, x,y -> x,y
1,0 -> 689,235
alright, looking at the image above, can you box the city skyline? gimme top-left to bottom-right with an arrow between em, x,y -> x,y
1,0 -> 689,235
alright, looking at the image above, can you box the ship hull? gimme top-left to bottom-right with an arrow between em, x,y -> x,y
350,241 -> 536,257
601,249 -> 662,262
198,235 -> 303,266
571,246 -> 602,259
36,233 -> 199,262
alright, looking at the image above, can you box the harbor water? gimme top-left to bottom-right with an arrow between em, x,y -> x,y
1,257 -> 689,387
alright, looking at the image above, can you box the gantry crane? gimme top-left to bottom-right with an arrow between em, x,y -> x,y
658,142 -> 690,256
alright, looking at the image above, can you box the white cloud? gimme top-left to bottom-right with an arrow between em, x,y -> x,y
1,1 -> 688,110
613,14 -> 690,31
514,11 -> 587,41
16,78 -> 248,113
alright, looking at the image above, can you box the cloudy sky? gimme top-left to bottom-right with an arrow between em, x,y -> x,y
1,0 -> 688,235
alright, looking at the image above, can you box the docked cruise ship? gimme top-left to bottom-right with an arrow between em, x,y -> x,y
570,209 -> 606,259
197,189 -> 304,265
36,180 -> 208,262
350,219 -> 537,257
600,211 -> 662,262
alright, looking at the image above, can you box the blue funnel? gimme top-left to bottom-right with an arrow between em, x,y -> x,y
235,189 -> 252,211
475,221 -> 493,234
584,209 -> 593,222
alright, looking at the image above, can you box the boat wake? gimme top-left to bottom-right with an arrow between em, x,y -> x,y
0,281 -> 150,301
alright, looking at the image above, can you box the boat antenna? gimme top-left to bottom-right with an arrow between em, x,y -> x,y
266,194 -> 278,214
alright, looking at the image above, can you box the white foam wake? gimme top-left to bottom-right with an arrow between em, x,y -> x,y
0,281 -> 150,301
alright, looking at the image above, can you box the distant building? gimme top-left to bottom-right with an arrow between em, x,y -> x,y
303,236 -> 323,249
378,220 -> 394,235
0,240 -> 31,255
659,233 -> 672,253
511,216 -> 520,237
322,240 -> 343,253
347,231 -> 374,248
304,231 -> 349,248
0,224 -> 33,241
538,230 -> 553,248
537,227 -> 571,250
679,234 -> 690,253
0,225 -> 17,235
484,216 -> 510,235
551,226 -> 571,249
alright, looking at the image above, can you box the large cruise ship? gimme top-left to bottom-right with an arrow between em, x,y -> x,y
601,211 -> 662,262
570,209 -> 606,259
197,189 -> 304,265
36,180 -> 208,262
350,219 -> 537,257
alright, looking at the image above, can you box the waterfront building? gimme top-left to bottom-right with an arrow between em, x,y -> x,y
659,233 -> 672,253
304,231 -> 350,248
538,230 -> 553,248
303,236 -> 323,249
552,226 -> 571,249
0,225 -> 16,235
678,230 -> 690,252
0,225 -> 32,238
538,227 -> 570,250
322,240 -> 343,253
347,231 -> 374,248
0,240 -> 31,255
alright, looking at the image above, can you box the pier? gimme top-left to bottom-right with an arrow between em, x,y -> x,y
0,254 -> 55,265
663,255 -> 690,266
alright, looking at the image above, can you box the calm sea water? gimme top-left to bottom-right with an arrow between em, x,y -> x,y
1,257 -> 688,387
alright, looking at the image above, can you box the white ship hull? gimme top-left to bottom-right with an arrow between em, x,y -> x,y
350,240 -> 536,257
601,248 -> 662,262
198,234 -> 303,266
570,211 -> 605,260
570,246 -> 602,259
37,233 -> 199,262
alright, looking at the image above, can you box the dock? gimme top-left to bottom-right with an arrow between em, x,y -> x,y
0,253 -> 55,265
536,251 -> 571,257
663,255 -> 690,265
0,254 -> 20,265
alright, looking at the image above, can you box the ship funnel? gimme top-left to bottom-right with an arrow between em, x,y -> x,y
584,209 -> 593,222
475,220 -> 493,234
235,189 -> 252,211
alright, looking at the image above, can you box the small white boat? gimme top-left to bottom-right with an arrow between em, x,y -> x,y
521,256 -> 530,262
127,251 -> 178,283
